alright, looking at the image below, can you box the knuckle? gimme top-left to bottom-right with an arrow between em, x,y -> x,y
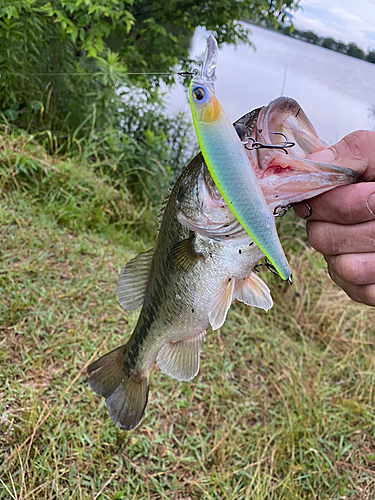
362,285 -> 375,306
342,130 -> 374,159
306,221 -> 331,253
330,254 -> 365,285
326,254 -> 375,306
327,260 -> 340,284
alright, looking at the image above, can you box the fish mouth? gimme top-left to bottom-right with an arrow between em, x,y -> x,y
237,97 -> 359,207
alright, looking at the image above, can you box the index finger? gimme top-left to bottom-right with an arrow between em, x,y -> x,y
294,182 -> 375,224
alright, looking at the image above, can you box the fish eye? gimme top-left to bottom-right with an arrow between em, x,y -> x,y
193,87 -> 205,101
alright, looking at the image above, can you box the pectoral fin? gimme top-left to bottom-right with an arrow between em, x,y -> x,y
234,272 -> 273,312
117,248 -> 154,311
156,331 -> 206,381
209,277 -> 236,331
170,237 -> 202,272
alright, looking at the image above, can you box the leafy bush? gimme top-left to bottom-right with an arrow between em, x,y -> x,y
0,0 -> 299,207
0,125 -> 145,233
0,0 -> 299,135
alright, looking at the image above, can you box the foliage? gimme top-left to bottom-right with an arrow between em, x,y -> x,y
0,0 -> 300,133
336,41 -> 347,54
298,29 -> 319,44
276,23 -> 375,63
321,36 -> 337,50
346,42 -> 365,60
1,103 -> 192,213
2,3 -> 375,497
0,0 -> 299,208
0,125 -> 162,237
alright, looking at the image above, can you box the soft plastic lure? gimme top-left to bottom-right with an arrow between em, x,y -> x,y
189,35 -> 292,282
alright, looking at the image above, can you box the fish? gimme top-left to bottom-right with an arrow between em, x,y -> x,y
189,35 -> 291,282
87,97 -> 358,431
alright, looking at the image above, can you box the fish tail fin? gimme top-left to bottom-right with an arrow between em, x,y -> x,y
87,345 -> 149,431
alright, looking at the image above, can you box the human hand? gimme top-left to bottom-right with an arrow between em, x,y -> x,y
294,130 -> 375,306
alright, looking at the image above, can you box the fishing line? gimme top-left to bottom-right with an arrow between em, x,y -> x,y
0,70 -> 199,77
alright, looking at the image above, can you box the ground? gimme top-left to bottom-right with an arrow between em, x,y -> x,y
1,136 -> 375,499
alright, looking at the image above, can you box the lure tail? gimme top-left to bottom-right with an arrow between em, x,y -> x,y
87,345 -> 149,431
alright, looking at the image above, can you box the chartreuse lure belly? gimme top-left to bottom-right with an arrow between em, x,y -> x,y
189,35 -> 292,282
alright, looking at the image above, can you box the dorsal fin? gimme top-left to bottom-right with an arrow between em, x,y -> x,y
117,248 -> 155,311
156,331 -> 205,381
234,272 -> 273,312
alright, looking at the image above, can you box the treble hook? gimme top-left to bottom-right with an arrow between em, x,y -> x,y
243,132 -> 295,155
271,131 -> 287,141
271,131 -> 296,151
254,257 -> 293,284
253,257 -> 280,276
273,201 -> 312,219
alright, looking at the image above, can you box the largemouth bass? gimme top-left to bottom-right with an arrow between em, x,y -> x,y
190,36 -> 292,282
87,98 -> 358,431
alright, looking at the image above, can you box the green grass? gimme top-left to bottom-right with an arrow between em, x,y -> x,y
1,134 -> 375,499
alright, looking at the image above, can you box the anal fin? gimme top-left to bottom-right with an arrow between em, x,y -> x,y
234,272 -> 273,312
156,331 -> 205,381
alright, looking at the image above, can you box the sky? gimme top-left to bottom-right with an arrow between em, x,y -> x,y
291,0 -> 375,51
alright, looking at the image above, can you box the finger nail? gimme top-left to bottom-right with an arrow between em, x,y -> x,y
294,203 -> 312,219
366,192 -> 375,216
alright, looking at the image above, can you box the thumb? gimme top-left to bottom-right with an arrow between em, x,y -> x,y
308,130 -> 375,181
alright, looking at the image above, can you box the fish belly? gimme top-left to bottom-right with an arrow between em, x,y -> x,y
167,237 -> 263,342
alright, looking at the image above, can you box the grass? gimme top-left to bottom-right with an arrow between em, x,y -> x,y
1,132 -> 375,499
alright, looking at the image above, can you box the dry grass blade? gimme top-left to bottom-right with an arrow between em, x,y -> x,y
93,463 -> 123,500
6,340 -> 106,467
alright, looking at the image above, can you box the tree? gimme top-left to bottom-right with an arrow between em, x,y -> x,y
301,30 -> 319,44
289,28 -> 302,39
367,51 -> 375,64
346,43 -> 365,60
322,37 -> 337,50
336,41 -> 347,54
0,0 -> 300,206
277,24 -> 292,35
0,0 -> 300,135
